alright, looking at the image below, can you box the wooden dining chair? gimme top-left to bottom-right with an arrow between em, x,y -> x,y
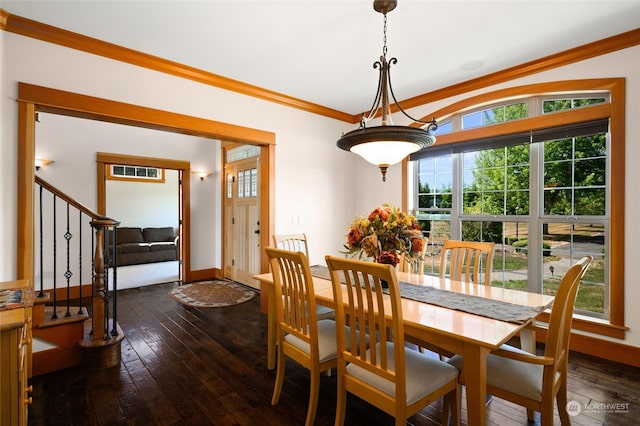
398,237 -> 428,274
272,233 -> 310,256
272,233 -> 334,321
325,255 -> 460,426
439,239 -> 496,285
410,239 -> 496,358
448,255 -> 593,425
265,247 -> 341,426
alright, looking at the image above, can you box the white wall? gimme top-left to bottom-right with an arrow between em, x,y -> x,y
1,32 -> 355,276
106,172 -> 179,229
2,32 -> 639,348
34,112 -> 218,270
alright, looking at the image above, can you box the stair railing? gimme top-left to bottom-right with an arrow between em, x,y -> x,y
35,176 -> 121,345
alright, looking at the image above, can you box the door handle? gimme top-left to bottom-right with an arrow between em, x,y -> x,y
254,229 -> 260,234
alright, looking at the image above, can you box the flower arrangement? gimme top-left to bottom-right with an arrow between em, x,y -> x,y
343,204 -> 424,267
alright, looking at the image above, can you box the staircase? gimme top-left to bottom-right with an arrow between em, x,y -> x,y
31,298 -> 88,375
31,177 -> 124,375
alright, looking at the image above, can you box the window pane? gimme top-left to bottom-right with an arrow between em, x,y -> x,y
575,158 -> 606,186
462,145 -> 530,216
575,188 -> 606,215
418,156 -> 453,211
543,132 -> 607,217
462,111 -> 482,129
417,217 -> 451,275
434,121 -> 453,134
463,103 -> 527,129
543,97 -> 606,113
493,221 -> 529,289
544,189 -> 572,215
541,223 -> 605,315
544,139 -> 572,161
544,161 -> 572,187
575,134 -> 606,158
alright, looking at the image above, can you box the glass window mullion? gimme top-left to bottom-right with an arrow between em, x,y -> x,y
528,142 -> 543,293
451,152 -> 462,240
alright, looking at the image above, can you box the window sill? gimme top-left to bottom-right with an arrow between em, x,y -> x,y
536,311 -> 627,339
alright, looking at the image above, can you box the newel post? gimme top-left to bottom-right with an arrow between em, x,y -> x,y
91,218 -> 119,341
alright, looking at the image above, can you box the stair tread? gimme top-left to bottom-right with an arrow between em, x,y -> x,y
38,306 -> 89,328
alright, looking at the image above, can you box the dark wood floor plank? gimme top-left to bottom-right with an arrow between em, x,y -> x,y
28,281 -> 640,426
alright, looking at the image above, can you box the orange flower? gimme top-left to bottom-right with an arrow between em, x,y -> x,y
347,227 -> 362,248
377,250 -> 400,266
411,237 -> 424,254
368,206 -> 391,222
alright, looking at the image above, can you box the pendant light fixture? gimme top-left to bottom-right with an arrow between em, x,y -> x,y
337,0 -> 437,182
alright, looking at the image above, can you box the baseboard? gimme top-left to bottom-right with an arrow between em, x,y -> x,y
570,333 -> 640,368
187,267 -> 221,283
536,328 -> 640,368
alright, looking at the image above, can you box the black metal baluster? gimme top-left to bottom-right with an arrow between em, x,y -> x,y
64,202 -> 72,317
77,211 -> 83,315
51,193 -> 58,320
38,185 -> 45,297
111,226 -> 118,336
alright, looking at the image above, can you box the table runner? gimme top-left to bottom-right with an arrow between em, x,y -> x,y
310,265 -> 546,324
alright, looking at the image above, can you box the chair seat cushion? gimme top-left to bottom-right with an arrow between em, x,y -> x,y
448,344 -> 557,402
347,341 -> 458,405
284,320 -> 364,363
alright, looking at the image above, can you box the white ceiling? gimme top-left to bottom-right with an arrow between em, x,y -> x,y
4,0 -> 640,115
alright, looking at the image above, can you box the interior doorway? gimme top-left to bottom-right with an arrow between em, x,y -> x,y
17,82 -> 275,288
98,154 -> 186,286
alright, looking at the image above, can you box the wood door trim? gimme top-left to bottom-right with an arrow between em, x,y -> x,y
16,82 -> 275,288
96,153 -> 190,281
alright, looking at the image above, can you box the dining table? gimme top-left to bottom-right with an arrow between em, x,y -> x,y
253,267 -> 554,426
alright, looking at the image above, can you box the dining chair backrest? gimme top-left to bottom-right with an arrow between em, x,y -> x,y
398,237 -> 428,274
272,233 -> 309,258
439,240 -> 495,285
544,255 -> 592,369
326,255 -> 460,425
266,246 -> 318,349
325,256 -> 409,413
265,246 -> 336,426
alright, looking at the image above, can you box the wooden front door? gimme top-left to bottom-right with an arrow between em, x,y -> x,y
223,158 -> 261,289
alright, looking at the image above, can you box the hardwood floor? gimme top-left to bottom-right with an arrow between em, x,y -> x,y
29,281 -> 640,425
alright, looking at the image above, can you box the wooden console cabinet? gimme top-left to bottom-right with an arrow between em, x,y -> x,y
0,280 -> 33,426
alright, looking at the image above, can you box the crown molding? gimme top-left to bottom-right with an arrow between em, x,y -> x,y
2,9 -> 639,125
2,10 -> 356,123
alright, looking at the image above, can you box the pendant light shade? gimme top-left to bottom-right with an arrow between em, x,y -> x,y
336,0 -> 437,181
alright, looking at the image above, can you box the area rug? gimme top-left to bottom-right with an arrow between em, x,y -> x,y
168,280 -> 256,308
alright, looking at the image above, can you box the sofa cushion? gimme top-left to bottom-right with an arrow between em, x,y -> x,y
119,243 -> 150,254
114,227 -> 144,244
143,227 -> 176,243
149,242 -> 176,252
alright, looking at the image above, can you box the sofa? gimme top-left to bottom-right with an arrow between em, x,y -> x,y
107,227 -> 178,267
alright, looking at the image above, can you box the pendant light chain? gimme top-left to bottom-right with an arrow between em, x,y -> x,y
336,0 -> 438,182
382,13 -> 388,59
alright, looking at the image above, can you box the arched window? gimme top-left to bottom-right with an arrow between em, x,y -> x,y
407,79 -> 625,337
